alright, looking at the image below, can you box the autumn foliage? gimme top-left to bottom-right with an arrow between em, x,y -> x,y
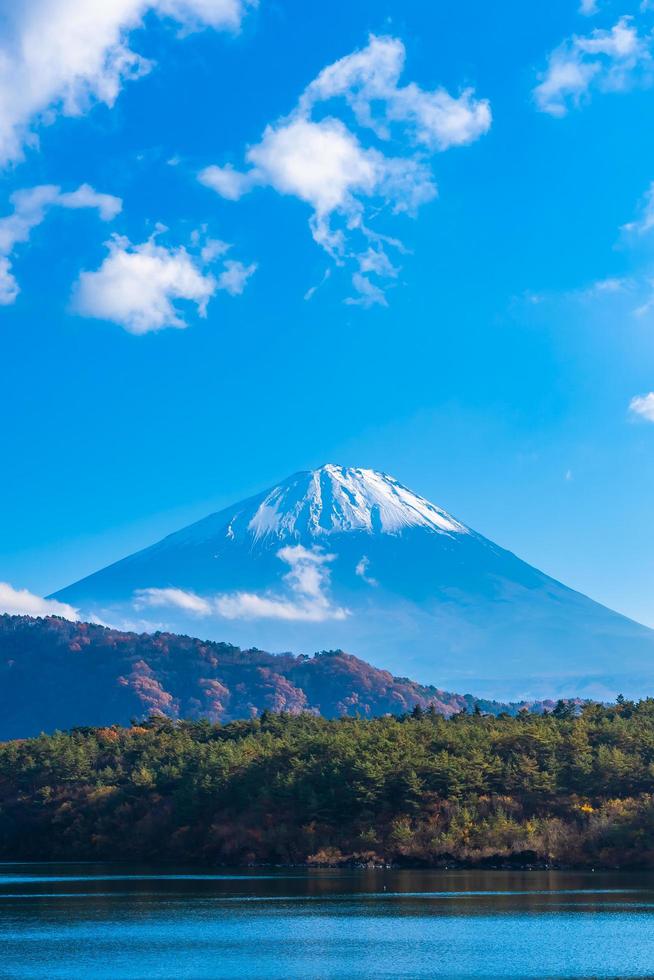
1,699 -> 654,868
0,614 -> 555,738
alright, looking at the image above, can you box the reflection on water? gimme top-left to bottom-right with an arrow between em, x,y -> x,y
1,864 -> 653,978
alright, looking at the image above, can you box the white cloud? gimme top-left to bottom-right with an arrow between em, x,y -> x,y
73,234 -> 217,333
0,581 -> 79,620
199,34 -> 490,304
134,587 -> 213,614
534,54 -> 599,117
217,259 -> 257,295
0,182 -> 121,304
534,16 -> 653,116
630,277 -> 654,316
622,181 -> 654,234
573,273 -> 654,317
298,34 -> 491,151
155,0 -> 254,29
304,267 -> 331,301
345,272 -> 389,308
213,590 -> 346,622
73,226 -> 256,333
132,545 -> 349,623
278,545 -> 332,599
357,246 -> 400,279
0,0 -> 256,166
629,391 -> 654,420
580,0 -> 599,14
200,237 -> 231,262
248,116 -> 382,217
0,257 -> 19,305
241,115 -> 438,263
199,164 -> 256,200
56,184 -> 123,220
591,276 -> 629,292
216,545 -> 349,622
355,555 -> 378,586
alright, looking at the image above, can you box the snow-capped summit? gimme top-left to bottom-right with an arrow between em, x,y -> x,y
246,464 -> 469,541
154,464 -> 469,553
52,464 -> 654,701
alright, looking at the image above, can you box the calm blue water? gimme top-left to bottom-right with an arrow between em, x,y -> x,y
1,864 -> 653,978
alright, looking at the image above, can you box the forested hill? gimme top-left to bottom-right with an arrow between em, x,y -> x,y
1,704 -> 654,867
0,615 -> 557,738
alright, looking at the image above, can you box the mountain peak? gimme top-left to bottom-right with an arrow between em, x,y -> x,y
51,462 -> 654,700
246,464 -> 470,541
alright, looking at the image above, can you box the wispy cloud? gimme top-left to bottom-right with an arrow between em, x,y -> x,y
622,180 -> 654,235
579,0 -> 599,15
134,587 -> 213,614
0,582 -> 78,620
589,276 -> 630,293
304,268 -> 332,301
0,1 -> 256,167
199,34 -> 490,305
217,259 -> 258,296
133,545 -> 349,623
534,16 -> 653,116
218,545 -> 349,621
355,555 -> 378,586
0,183 -> 121,305
345,272 -> 390,308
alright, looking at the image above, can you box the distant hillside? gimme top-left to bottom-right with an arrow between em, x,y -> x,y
0,615 -> 556,738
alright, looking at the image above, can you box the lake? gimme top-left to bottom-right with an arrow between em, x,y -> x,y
1,864 -> 653,978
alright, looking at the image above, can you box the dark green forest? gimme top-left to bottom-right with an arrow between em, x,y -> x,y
2,699 -> 654,868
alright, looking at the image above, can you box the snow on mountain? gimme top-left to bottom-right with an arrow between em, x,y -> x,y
160,464 -> 469,552
245,464 -> 469,540
52,464 -> 654,700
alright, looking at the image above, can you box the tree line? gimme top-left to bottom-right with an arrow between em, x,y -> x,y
1,699 -> 653,867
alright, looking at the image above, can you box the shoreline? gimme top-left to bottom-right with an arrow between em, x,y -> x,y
2,858 -> 650,872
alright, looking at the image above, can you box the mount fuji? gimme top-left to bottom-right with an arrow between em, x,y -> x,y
52,464 -> 654,700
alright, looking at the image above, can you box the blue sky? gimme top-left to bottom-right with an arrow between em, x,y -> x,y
3,0 -> 654,627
